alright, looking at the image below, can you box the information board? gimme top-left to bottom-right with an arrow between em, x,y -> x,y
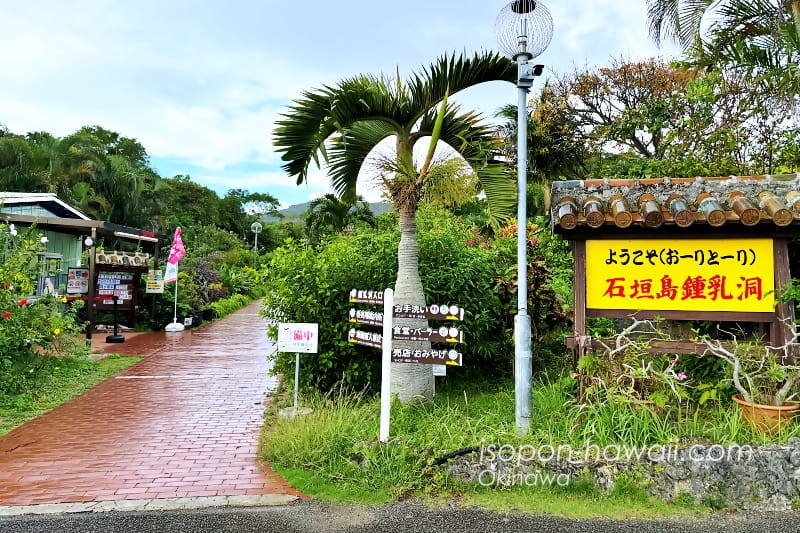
278,323 -> 319,353
66,268 -> 89,294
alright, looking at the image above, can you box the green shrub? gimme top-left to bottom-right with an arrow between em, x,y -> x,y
416,208 -> 510,369
1,223 -> 87,394
261,206 -> 568,391
180,224 -> 249,258
261,230 -> 396,391
209,293 -> 251,319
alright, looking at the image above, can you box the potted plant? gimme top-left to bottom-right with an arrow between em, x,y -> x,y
702,330 -> 800,433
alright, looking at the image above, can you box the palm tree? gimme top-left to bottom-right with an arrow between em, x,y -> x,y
69,182 -> 111,220
305,194 -> 376,244
0,133 -> 45,192
27,131 -> 105,200
647,0 -> 800,96
274,51 -> 517,402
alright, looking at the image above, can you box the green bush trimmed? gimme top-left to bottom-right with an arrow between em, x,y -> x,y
260,206 -> 568,391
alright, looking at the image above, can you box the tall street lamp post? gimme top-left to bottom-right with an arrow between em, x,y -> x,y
494,0 -> 553,435
251,222 -> 262,270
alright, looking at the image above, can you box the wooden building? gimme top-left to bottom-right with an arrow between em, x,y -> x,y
1,192 -> 159,337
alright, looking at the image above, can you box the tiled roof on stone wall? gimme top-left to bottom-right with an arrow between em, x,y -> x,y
550,174 -> 800,233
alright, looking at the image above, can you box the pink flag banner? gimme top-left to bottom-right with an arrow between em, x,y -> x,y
164,262 -> 178,284
168,227 -> 186,264
164,227 -> 185,283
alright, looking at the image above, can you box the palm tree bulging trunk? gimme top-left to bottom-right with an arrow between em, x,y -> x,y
273,51 -> 520,404
390,200 -> 434,403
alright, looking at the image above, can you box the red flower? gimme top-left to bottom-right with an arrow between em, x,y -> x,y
18,299 -> 27,306
1,312 -> 10,319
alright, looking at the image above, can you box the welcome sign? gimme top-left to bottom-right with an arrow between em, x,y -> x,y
585,238 -> 775,312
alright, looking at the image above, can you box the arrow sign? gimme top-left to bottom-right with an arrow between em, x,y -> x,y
392,325 -> 462,343
393,303 -> 464,321
347,328 -> 383,349
348,308 -> 384,327
391,348 -> 462,366
349,289 -> 384,305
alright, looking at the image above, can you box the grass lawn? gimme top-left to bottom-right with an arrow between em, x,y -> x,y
260,373 -> 795,518
0,354 -> 143,437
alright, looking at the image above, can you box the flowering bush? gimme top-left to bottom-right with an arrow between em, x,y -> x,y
576,319 -> 692,408
0,223 -> 87,394
141,224 -> 263,328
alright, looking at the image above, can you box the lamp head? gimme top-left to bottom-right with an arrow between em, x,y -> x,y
494,0 -> 553,61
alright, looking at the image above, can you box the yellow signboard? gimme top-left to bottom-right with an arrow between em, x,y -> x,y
145,269 -> 164,294
586,239 -> 774,312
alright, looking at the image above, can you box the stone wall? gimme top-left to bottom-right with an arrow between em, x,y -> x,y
445,438 -> 800,511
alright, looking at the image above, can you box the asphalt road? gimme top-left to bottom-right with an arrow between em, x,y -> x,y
1,501 -> 800,533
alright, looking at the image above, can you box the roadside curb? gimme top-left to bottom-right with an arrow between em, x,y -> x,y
0,494 -> 299,516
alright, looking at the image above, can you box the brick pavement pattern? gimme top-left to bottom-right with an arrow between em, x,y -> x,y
0,301 -> 305,505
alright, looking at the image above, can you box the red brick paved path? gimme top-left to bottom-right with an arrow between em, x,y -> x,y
0,301 -> 305,505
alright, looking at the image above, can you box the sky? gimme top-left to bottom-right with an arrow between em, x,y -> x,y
0,1 -> 681,208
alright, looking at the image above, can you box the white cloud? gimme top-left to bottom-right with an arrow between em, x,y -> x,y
0,0 -> 683,207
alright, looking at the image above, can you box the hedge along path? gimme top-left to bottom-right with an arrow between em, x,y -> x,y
0,300 -> 306,505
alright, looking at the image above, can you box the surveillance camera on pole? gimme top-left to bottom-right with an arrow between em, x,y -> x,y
494,0 -> 553,436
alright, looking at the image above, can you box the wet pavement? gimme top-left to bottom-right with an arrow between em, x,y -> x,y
0,300 -> 305,506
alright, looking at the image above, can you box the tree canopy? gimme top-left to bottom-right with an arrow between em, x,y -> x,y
0,124 -> 281,246
647,0 -> 800,98
531,57 -> 800,179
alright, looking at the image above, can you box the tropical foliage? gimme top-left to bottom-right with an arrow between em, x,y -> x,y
261,206 -> 570,391
0,222 -> 88,395
304,194 -> 376,245
0,126 -> 161,229
0,124 -> 281,246
273,51 -> 519,402
530,57 -> 800,179
647,0 -> 800,97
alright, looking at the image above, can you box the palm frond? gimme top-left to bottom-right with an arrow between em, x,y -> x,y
332,75 -> 414,126
326,119 -> 397,203
647,0 -> 714,48
424,107 -> 516,221
275,76 -> 415,187
274,51 -> 520,206
405,51 -> 516,129
273,86 -> 338,183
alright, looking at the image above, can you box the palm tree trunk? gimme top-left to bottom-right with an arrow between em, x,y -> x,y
391,202 -> 434,403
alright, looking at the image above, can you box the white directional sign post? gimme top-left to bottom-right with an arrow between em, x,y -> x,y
278,323 -> 318,410
347,289 -> 465,442
379,289 -> 393,443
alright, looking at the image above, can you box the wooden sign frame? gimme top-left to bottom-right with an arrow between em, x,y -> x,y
567,233 -> 795,361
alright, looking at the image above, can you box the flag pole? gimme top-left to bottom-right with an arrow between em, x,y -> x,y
172,273 -> 179,323
165,226 -> 186,332
165,265 -> 184,331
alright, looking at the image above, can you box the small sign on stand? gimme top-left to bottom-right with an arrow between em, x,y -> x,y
145,269 -> 164,294
278,323 -> 318,418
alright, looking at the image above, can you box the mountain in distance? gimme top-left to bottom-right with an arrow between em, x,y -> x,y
263,201 -> 393,222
